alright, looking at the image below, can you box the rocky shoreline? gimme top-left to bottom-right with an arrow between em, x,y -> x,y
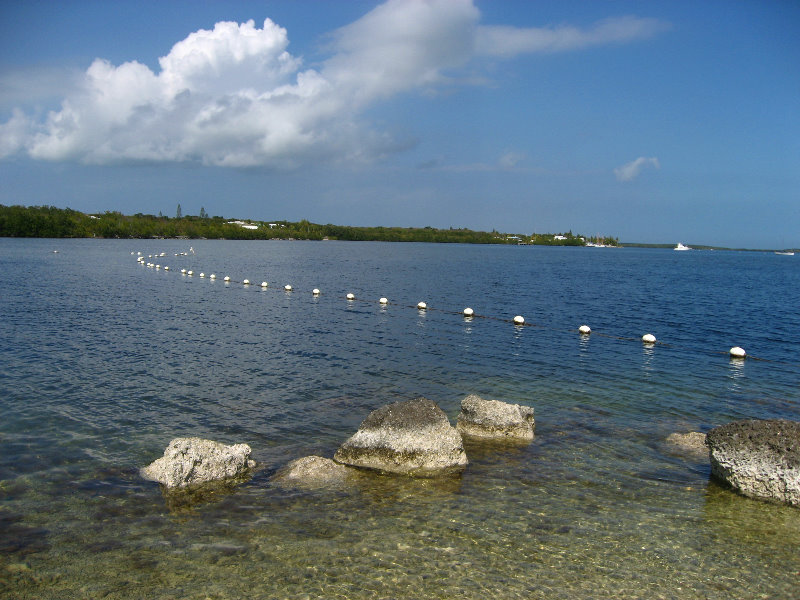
140,397 -> 799,509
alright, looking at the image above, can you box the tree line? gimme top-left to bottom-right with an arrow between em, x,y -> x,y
0,204 -> 616,246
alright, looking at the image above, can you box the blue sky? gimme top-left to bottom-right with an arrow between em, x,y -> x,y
1,0 -> 797,248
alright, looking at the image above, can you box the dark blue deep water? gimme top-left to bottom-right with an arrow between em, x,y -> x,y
1,238 -> 799,599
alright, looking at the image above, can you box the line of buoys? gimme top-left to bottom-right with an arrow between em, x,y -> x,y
134,253 -> 760,362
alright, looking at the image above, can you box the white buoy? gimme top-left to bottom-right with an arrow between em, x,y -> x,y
261,281 -> 269,288
642,333 -> 656,344
579,325 -> 591,334
730,346 -> 746,359
313,288 -> 320,295
513,315 -> 525,325
199,272 -> 205,278
284,284 -> 293,291
463,307 -> 474,317
155,264 -> 160,269
137,252 -> 142,256
346,293 -> 355,300
223,276 -> 231,282
187,270 -> 193,276
379,297 -> 389,304
243,279 -> 250,285
180,268 -> 186,274
210,274 -> 216,279
417,301 -> 427,310
164,266 -> 169,271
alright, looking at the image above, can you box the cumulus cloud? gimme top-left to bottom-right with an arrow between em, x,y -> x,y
614,156 -> 660,181
0,0 -> 668,168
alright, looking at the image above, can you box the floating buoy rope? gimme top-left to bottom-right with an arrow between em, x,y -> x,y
132,252 -> 782,363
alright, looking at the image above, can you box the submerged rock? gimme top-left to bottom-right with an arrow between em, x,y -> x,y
333,397 -> 468,476
273,455 -> 357,488
141,437 -> 256,489
666,431 -> 708,456
456,394 -> 535,441
706,419 -> 800,507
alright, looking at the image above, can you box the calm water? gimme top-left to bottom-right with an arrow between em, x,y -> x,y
1,238 -> 799,599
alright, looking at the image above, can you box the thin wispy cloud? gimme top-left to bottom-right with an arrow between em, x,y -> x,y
614,156 -> 660,181
476,16 -> 670,57
0,0 -> 670,168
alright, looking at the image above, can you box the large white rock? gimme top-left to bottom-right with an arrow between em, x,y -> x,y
141,437 -> 256,489
333,397 -> 467,476
706,419 -> 800,507
456,394 -> 535,441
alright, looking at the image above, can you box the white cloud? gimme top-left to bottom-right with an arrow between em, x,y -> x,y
476,16 -> 669,57
0,1 -> 669,168
614,156 -> 660,181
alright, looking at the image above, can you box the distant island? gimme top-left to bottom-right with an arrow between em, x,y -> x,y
0,204 -> 619,247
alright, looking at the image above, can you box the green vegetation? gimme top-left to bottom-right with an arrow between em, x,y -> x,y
0,204 -> 614,246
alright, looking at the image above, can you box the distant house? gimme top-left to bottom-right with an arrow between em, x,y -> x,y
226,220 -> 259,230
554,235 -> 567,240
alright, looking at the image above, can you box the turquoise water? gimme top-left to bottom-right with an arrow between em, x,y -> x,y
1,238 -> 799,599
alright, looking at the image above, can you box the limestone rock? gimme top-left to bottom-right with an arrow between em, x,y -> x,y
333,397 -> 468,476
273,455 -> 357,488
666,431 -> 708,455
706,419 -> 800,507
141,437 -> 256,489
456,394 -> 534,440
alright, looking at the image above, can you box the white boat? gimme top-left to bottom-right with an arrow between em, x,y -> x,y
674,242 -> 691,251
774,250 -> 794,256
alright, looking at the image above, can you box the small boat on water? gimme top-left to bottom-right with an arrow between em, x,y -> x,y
674,242 -> 691,251
774,250 -> 795,256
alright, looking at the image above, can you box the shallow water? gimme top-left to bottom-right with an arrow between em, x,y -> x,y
1,239 -> 799,599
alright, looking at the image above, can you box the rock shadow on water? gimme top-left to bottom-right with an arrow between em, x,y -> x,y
153,473 -> 255,514
701,479 -> 800,546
